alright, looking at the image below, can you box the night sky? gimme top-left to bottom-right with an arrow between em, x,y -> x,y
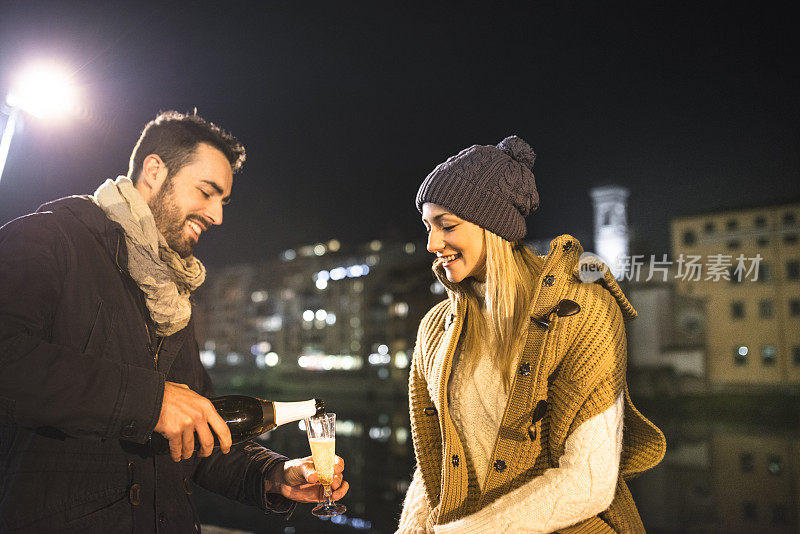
1,1 -> 798,267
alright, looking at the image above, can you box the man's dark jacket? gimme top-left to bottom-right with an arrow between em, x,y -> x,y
0,197 -> 292,533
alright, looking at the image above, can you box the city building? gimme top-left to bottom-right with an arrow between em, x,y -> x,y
193,238 -> 444,396
670,202 -> 800,389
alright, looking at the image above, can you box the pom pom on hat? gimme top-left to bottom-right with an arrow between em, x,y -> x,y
497,135 -> 536,170
415,135 -> 539,241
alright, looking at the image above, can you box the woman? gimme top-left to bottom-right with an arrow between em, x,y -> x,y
397,136 -> 665,533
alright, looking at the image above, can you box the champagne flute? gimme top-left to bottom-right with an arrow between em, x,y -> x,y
305,412 -> 346,517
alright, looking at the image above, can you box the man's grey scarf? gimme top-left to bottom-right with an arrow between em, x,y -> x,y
93,176 -> 206,336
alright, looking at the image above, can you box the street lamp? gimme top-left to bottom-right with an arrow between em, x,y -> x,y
0,63 -> 78,184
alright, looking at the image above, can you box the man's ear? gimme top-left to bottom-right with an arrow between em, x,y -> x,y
135,154 -> 169,202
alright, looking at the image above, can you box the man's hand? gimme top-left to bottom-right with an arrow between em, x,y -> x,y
153,381 -> 232,462
265,456 -> 349,503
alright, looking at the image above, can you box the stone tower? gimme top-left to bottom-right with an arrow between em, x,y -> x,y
589,185 -> 630,280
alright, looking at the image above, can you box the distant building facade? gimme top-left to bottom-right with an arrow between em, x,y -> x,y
193,239 -> 443,395
670,202 -> 800,389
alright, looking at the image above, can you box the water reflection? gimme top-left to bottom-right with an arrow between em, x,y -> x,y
630,417 -> 799,533
192,389 -> 799,533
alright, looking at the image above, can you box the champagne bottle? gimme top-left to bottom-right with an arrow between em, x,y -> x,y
212,396 -> 326,444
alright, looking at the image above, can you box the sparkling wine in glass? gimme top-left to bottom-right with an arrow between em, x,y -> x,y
305,412 -> 346,517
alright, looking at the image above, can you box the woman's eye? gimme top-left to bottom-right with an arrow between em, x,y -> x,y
442,225 -> 457,231
199,189 -> 211,198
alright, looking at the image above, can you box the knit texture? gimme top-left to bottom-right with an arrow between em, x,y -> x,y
398,395 -> 623,534
415,136 -> 538,241
403,235 -> 666,533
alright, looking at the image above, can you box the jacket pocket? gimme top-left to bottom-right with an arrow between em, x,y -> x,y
82,299 -> 104,353
64,486 -> 129,525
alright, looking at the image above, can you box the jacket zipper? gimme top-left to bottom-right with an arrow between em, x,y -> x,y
143,321 -> 165,369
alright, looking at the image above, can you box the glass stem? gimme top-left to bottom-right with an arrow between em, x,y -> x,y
322,484 -> 333,506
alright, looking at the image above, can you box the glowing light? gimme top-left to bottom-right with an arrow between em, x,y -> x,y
430,281 -> 445,295
250,341 -> 271,356
328,239 -> 341,251
369,240 -> 382,251
368,353 -> 391,365
394,350 -> 409,369
315,309 -> 327,321
738,346 -> 749,356
314,244 -> 326,256
282,249 -> 296,261
302,310 -> 315,322
226,352 -> 243,365
330,267 -> 347,280
265,352 -> 280,367
297,354 -> 364,371
325,312 -> 337,325
250,290 -> 268,303
378,344 -> 389,355
6,62 -> 78,119
391,302 -> 409,317
395,427 -> 409,444
199,350 -> 216,368
315,278 -> 328,290
404,242 -> 416,254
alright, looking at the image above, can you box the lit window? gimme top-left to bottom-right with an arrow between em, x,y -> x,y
251,290 -> 268,303
735,346 -> 748,366
767,455 -> 783,475
761,346 -> 776,366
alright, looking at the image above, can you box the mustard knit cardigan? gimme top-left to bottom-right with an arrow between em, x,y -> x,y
407,235 -> 666,533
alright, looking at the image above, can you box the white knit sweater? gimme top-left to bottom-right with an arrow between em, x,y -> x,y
397,305 -> 624,533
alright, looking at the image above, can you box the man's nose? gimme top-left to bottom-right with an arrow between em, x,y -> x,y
207,201 -> 223,226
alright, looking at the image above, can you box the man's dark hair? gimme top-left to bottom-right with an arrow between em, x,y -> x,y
128,110 -> 246,183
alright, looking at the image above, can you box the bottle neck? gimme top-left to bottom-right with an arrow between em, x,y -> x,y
272,399 -> 318,427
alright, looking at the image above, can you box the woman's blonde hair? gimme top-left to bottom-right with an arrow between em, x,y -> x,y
433,230 -> 541,389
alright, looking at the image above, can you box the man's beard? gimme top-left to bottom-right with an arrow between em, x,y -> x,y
149,179 -> 194,258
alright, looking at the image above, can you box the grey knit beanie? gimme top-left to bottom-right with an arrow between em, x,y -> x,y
415,135 -> 539,241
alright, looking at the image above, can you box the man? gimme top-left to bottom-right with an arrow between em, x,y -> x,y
0,111 -> 348,533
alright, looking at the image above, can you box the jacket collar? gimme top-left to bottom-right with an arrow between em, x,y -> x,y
36,195 -> 129,273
